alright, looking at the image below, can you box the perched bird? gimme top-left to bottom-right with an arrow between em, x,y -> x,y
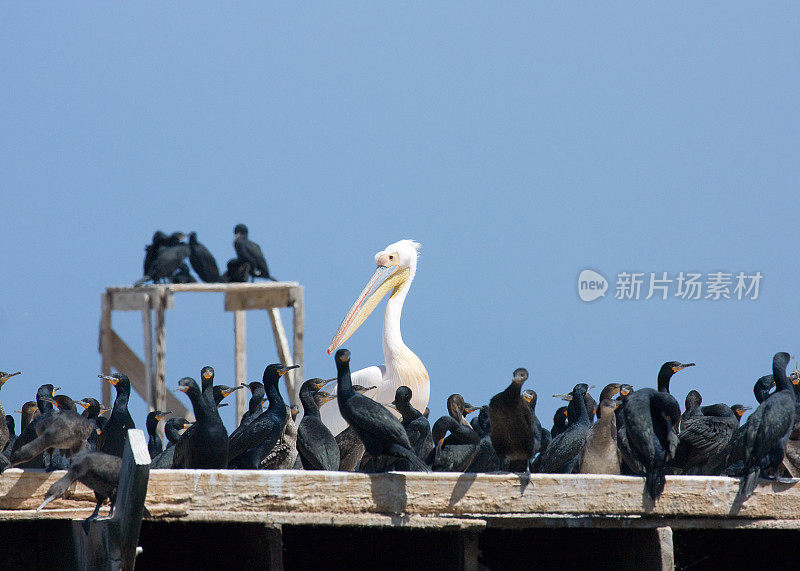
150,418 -> 191,468
228,364 -> 297,469
4,415 -> 16,455
489,368 -> 536,472
17,401 -> 40,432
10,384 -> 59,469
550,406 -> 569,439
738,352 -> 795,500
334,349 -> 429,472
233,224 -> 276,281
96,374 -> 135,458
10,394 -> 94,467
466,406 -> 504,473
37,449 -> 122,532
145,410 -> 170,459
170,263 -> 196,284
390,386 -> 434,463
260,405 -> 300,470
188,231 -> 221,283
522,389 -> 544,458
537,384 -> 592,474
681,390 -> 703,424
446,394 -> 478,427
220,258 -> 251,283
579,399 -> 621,474
232,381 -> 266,438
430,415 -> 480,472
173,377 -> 229,469
142,231 -> 168,276
136,232 -> 190,285
212,385 -> 243,407
619,361 -> 694,500
0,371 -> 21,455
323,240 -> 429,438
674,402 -> 746,475
297,379 -> 340,470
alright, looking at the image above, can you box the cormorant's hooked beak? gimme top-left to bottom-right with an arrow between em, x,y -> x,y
175,386 -> 189,393
77,400 -> 90,410
278,365 -> 299,377
327,264 -> 411,355
314,379 -> 328,390
553,393 -> 572,401
222,387 -> 244,397
217,403 -> 229,409
41,397 -> 57,407
320,394 -> 336,406
672,363 -> 696,373
99,374 -> 119,386
0,371 -> 21,387
463,405 -> 480,414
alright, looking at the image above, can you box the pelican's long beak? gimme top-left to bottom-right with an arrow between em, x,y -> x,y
328,265 -> 411,355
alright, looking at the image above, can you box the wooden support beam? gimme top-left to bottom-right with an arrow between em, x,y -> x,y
234,311 -> 247,424
268,308 -> 296,405
100,293 -> 112,410
291,287 -> 304,407
154,290 -> 168,413
141,295 -> 154,412
106,330 -> 188,419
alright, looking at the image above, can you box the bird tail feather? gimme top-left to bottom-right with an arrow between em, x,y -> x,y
739,468 -> 760,501
645,467 -> 666,501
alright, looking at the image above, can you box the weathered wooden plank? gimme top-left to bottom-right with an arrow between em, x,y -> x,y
107,282 -> 300,295
291,287 -> 304,407
141,297 -> 154,411
10,470 -> 800,520
268,308 -> 297,406
154,289 -> 168,413
107,330 -> 189,419
115,429 -> 151,570
234,311 -> 247,423
224,289 -> 293,311
100,293 -> 112,409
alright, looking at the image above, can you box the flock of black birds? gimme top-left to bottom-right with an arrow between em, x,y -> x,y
1,350 -> 798,528
135,223 -> 276,285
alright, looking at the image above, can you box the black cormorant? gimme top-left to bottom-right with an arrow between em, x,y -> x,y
489,368 -> 536,472
297,379 -> 340,470
188,231 -> 220,283
96,374 -> 135,458
145,410 -> 170,459
619,361 -> 694,500
738,352 -> 795,500
173,377 -> 229,469
234,224 -> 276,281
227,364 -> 296,468
334,349 -> 428,472
430,415 -> 480,472
537,383 -> 592,474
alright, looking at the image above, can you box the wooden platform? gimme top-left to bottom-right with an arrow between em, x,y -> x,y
99,282 -> 304,422
2,470 -> 800,569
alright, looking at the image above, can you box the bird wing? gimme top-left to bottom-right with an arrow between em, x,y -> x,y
344,394 -> 411,449
538,427 -> 586,473
235,238 -> 268,276
296,417 -> 339,470
678,417 -> 736,468
228,414 -> 278,461
320,365 -> 386,437
748,393 -> 795,462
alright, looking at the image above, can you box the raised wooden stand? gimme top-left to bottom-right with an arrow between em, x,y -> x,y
98,283 -> 304,422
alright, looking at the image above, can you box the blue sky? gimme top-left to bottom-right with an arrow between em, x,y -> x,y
1,4 -> 798,434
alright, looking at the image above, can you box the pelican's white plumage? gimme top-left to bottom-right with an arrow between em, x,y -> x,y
321,240 -> 429,436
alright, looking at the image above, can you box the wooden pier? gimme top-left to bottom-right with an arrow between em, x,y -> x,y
3,469 -> 799,569
99,283 -> 304,422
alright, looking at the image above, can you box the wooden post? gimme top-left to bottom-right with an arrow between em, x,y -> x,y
79,429 -> 151,570
154,289 -> 168,413
291,287 -> 305,407
234,311 -> 247,424
100,293 -> 112,410
141,294 -> 154,412
268,308 -> 295,405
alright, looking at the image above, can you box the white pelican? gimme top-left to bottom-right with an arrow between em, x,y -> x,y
322,239 -> 430,436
